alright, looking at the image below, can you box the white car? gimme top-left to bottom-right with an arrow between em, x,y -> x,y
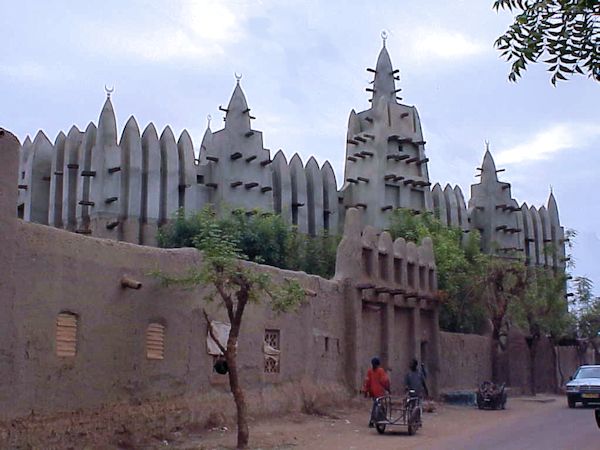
566,365 -> 600,408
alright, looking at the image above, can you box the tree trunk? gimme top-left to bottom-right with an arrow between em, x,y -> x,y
491,327 -> 500,383
528,338 -> 538,396
227,289 -> 250,449
226,347 -> 249,449
553,344 -> 564,392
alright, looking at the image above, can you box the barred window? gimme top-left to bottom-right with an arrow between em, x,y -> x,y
264,329 -> 280,373
56,312 -> 78,357
146,323 -> 165,360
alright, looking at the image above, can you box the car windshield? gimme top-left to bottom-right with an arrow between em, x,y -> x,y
575,367 -> 600,379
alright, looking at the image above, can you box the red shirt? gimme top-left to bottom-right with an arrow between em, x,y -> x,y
363,367 -> 390,398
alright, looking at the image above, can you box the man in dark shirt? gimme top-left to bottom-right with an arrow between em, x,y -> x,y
405,358 -> 428,398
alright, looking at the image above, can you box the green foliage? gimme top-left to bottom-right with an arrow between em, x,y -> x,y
158,207 -> 340,279
153,210 -> 306,315
510,267 -> 572,339
388,209 -> 488,333
578,298 -> 600,339
494,0 -> 600,85
571,276 -> 600,339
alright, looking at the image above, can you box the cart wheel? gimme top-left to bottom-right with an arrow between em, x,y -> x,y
375,423 -> 386,434
407,406 -> 420,435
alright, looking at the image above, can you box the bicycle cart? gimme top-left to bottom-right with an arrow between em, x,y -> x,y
372,390 -> 422,435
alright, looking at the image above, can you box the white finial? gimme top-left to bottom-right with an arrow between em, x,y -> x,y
104,84 -> 114,99
207,114 -> 212,128
381,30 -> 388,47
550,184 -> 553,194
234,72 -> 242,83
485,140 -> 490,152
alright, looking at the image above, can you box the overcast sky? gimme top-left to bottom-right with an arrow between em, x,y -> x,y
2,0 -> 599,294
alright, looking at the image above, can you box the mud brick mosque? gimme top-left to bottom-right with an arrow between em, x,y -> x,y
15,40 -> 566,271
0,38 -> 576,445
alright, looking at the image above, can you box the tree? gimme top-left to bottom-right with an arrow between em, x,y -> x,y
510,267 -> 571,394
388,209 -> 487,333
478,259 -> 529,382
154,212 -> 305,449
157,207 -> 340,279
494,0 -> 600,84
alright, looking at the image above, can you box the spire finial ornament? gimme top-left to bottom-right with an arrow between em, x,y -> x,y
381,30 -> 388,47
485,140 -> 490,152
207,114 -> 212,128
550,184 -> 553,195
104,85 -> 114,99
234,72 -> 242,84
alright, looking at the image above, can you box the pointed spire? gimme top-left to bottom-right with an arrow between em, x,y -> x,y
199,122 -> 213,163
225,80 -> 251,131
33,130 -> 52,147
480,147 -> 498,184
371,38 -> 398,105
123,115 -> 141,137
347,109 -> 360,137
97,96 -> 118,147
547,188 -> 559,219
67,125 -> 81,139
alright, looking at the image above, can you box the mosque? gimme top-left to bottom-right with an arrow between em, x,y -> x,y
15,40 -> 566,271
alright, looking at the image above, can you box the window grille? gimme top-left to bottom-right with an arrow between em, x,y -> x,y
56,312 -> 78,357
146,323 -> 165,360
264,329 -> 280,373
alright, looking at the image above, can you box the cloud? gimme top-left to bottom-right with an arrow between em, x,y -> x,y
0,62 -> 72,83
79,0 -> 254,63
406,28 -> 486,63
496,123 -> 600,165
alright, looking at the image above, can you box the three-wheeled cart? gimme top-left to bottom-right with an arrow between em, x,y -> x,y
372,390 -> 422,435
476,381 -> 507,410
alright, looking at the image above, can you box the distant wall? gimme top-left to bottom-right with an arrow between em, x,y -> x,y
8,220 -> 348,420
439,331 -> 492,391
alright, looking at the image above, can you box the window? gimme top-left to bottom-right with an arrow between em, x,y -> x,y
56,312 -> 78,357
429,269 -> 435,291
146,323 -> 165,360
264,329 -> 280,373
362,248 -> 373,276
379,253 -> 388,280
407,262 -> 415,289
419,266 -> 427,291
394,258 -> 403,284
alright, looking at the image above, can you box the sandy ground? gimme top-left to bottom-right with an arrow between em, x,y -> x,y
135,394 -> 593,450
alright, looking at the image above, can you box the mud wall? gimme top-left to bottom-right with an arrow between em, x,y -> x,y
439,331 -> 492,391
8,220 -> 348,419
2,130 -> 353,441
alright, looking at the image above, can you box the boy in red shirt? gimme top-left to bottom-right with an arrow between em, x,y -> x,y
363,357 -> 390,427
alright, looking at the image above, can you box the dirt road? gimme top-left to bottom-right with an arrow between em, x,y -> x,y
148,395 -> 598,449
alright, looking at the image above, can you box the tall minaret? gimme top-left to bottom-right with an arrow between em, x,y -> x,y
342,33 -> 432,229
341,34 -> 432,230
89,91 -> 122,238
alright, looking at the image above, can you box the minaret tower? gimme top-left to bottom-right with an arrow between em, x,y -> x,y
202,76 -> 274,213
342,34 -> 432,230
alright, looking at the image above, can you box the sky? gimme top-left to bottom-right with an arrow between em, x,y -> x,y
1,0 -> 599,294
